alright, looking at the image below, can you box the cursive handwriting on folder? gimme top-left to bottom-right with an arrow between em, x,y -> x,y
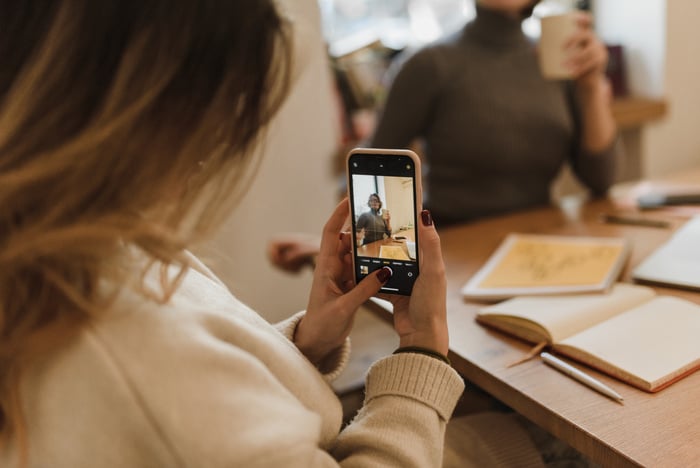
479,237 -> 626,288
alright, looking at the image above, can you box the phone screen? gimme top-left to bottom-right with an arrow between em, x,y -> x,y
347,151 -> 420,295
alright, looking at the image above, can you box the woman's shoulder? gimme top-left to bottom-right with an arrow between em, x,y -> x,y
399,34 -> 461,66
388,33 -> 465,88
100,261 -> 274,348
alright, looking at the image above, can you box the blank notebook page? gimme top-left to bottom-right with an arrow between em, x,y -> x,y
560,296 -> 700,384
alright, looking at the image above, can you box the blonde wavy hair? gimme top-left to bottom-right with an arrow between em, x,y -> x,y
0,0 -> 292,457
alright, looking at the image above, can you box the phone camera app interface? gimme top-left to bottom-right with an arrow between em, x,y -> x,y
349,154 -> 418,295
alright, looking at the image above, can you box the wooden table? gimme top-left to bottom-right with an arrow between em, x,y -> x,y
357,228 -> 415,260
365,197 -> 700,467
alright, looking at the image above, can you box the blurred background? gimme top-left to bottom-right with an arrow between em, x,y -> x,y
196,0 -> 698,325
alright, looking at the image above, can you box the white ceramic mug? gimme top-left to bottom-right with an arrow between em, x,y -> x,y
539,13 -> 578,80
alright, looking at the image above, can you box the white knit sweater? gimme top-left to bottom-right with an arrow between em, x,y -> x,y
1,254 -> 464,467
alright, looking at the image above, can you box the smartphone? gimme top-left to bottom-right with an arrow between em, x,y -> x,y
346,148 -> 422,295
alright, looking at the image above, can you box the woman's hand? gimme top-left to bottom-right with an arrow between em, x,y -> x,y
564,11 -> 616,153
383,211 -> 392,232
565,12 -> 610,92
356,228 -> 366,247
266,233 -> 321,273
295,198 -> 391,364
382,210 -> 449,356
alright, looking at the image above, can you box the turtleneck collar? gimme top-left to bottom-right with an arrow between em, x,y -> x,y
462,5 -> 529,49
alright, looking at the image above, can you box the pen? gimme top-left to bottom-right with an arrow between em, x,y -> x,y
540,352 -> 624,404
600,213 -> 670,229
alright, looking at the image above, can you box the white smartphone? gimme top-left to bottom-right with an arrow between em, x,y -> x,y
346,148 -> 422,296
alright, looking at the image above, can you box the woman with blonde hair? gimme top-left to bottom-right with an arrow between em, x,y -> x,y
0,1 -> 465,466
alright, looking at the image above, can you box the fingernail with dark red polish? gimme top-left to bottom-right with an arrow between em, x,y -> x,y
421,210 -> 433,226
339,232 -> 345,240
376,266 -> 393,283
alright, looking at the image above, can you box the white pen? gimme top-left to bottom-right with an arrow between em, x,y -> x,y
540,352 -> 624,404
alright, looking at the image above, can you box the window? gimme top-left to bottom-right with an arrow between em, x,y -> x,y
319,0 -> 587,56
319,0 -> 474,57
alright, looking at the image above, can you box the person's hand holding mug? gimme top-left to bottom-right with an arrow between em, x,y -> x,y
564,12 -> 610,92
539,11 -> 608,85
539,10 -> 615,153
356,227 -> 365,247
382,208 -> 392,228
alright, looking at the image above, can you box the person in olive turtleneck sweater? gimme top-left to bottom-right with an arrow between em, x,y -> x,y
371,0 -> 618,226
269,0 -> 617,269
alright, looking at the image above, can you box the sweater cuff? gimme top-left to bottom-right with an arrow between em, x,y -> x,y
276,311 -> 351,383
576,138 -> 619,195
276,310 -> 306,342
365,353 -> 465,421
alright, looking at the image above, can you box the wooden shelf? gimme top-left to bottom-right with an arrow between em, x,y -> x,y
612,96 -> 668,130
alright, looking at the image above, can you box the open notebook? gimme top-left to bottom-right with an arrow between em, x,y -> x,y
476,283 -> 700,392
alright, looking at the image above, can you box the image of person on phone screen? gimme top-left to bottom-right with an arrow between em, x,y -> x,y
356,193 -> 392,245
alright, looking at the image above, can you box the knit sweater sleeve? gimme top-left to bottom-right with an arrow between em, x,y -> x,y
371,47 -> 446,148
332,353 -> 465,467
566,82 -> 619,195
276,310 -> 351,383
571,139 -> 619,196
278,314 -> 465,467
